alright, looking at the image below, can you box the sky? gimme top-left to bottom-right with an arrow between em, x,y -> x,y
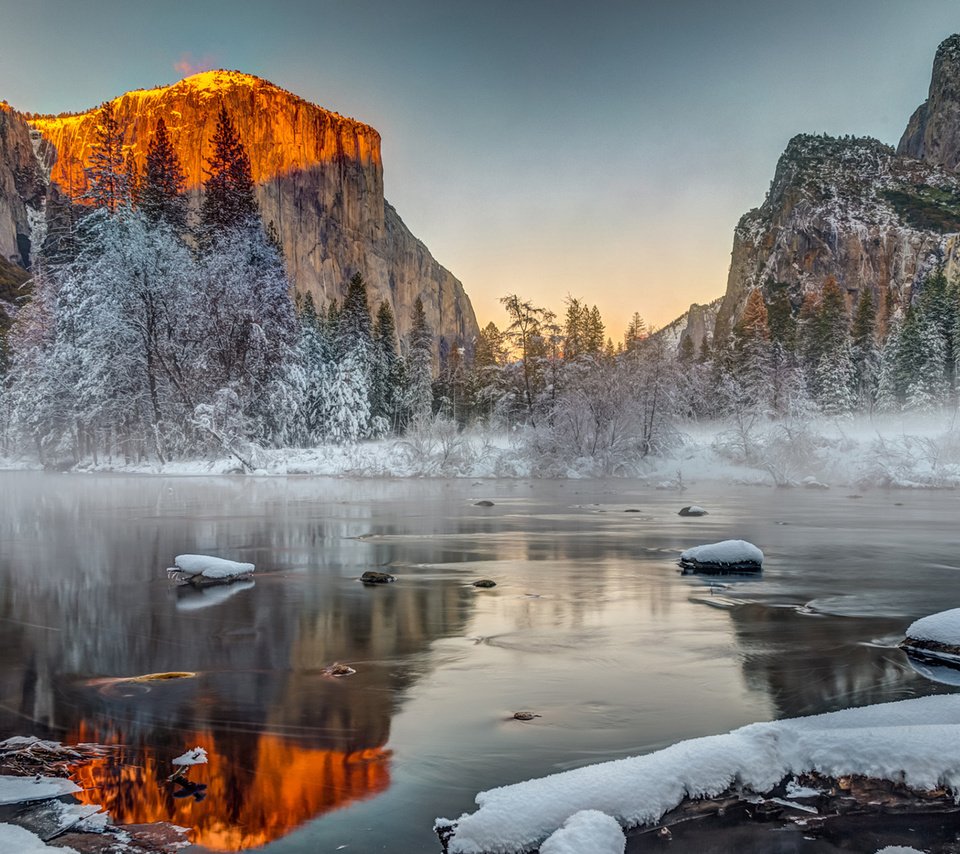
1,1 -> 958,335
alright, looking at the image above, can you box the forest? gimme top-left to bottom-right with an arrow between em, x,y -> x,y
2,103 -> 959,475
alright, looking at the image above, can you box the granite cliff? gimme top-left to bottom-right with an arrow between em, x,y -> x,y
678,33 -> 960,346
3,71 -> 478,345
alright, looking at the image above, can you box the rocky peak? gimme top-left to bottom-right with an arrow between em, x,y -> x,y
898,34 -> 960,172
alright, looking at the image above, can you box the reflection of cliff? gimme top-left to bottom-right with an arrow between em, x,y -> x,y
69,724 -> 389,851
0,473 -> 473,847
724,603 -> 956,718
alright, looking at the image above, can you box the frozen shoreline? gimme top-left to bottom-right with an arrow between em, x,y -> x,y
4,413 -> 960,489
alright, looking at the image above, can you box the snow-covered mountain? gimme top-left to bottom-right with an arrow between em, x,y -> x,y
0,71 -> 478,346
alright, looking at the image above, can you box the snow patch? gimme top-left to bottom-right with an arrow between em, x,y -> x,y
0,774 -> 80,805
171,555 -> 253,580
437,694 -> 960,854
905,608 -> 960,647
679,539 -> 763,568
0,824 -> 79,853
538,810 -> 625,854
171,746 -> 208,767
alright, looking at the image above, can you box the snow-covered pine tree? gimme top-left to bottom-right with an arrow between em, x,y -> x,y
294,291 -> 332,444
199,105 -> 258,238
850,286 -> 879,409
875,313 -> 904,412
371,300 -> 402,432
84,102 -> 128,213
404,296 -> 434,426
732,288 -> 773,414
141,117 -> 188,231
319,347 -> 371,443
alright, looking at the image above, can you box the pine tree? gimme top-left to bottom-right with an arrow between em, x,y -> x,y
405,297 -> 434,425
295,291 -> 332,443
84,102 -> 128,213
200,105 -> 258,236
371,300 -> 402,431
850,287 -> 879,408
339,272 -> 374,347
624,312 -> 647,352
732,288 -> 772,413
141,117 -> 187,230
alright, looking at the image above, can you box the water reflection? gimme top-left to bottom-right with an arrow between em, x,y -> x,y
1,475 -> 958,852
0,473 -> 474,847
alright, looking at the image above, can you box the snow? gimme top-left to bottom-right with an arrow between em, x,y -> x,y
905,608 -> 960,647
0,775 -> 80,805
437,694 -> 960,854
875,848 -> 925,854
172,555 -> 254,580
0,824 -> 78,853
171,746 -> 208,767
7,412 -> 960,489
680,539 -> 764,568
538,810 -> 624,854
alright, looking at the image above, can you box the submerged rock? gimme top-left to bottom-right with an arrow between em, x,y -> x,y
511,712 -> 541,721
474,500 -> 495,507
678,505 -> 708,517
472,579 -> 497,589
679,540 -> 763,572
361,571 -> 396,584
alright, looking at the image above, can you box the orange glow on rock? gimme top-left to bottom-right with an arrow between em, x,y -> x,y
28,70 -> 383,201
67,722 -> 391,850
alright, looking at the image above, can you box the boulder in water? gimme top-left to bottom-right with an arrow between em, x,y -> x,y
679,540 -> 763,572
361,571 -> 396,584
678,506 -> 708,517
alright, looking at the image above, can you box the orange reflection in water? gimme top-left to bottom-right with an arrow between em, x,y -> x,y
67,724 -> 391,850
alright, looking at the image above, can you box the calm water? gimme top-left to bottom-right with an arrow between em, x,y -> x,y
0,472 -> 958,852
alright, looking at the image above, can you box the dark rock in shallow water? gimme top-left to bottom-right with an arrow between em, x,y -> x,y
361,571 -> 396,584
678,506 -> 708,517
474,500 -> 495,507
472,579 -> 497,588
511,712 -> 540,721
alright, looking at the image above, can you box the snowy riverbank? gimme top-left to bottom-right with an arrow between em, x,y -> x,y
4,413 -> 960,488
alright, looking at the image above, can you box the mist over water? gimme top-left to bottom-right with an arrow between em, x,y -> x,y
0,472 -> 956,851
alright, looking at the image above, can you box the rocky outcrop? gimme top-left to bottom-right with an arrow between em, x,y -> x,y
0,104 -> 45,266
898,34 -> 960,172
663,33 -> 960,343
713,134 -> 959,339
15,71 -> 477,345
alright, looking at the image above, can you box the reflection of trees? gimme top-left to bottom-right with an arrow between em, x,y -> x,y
0,473 -> 475,846
725,603 -> 958,718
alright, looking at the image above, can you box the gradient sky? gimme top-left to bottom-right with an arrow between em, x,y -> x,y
2,1 -> 958,335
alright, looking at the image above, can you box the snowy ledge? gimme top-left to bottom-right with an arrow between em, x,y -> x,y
436,694 -> 960,854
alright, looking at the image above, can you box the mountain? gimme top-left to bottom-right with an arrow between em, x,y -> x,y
675,33 -> 960,348
1,71 -> 478,346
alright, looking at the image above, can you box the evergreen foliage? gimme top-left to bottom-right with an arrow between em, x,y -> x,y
140,118 -> 187,230
84,102 -> 128,213
199,105 -> 258,237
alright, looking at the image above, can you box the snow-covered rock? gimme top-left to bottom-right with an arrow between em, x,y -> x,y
171,746 -> 208,767
679,539 -> 763,570
678,505 -> 708,517
169,555 -> 254,583
901,607 -> 960,663
538,810 -> 625,854
436,693 -> 960,854
0,775 -> 80,805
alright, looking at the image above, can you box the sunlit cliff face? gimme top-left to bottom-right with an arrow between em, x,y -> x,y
68,722 -> 391,850
28,70 -> 383,200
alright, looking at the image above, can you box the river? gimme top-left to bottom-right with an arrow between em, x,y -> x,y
0,473 -> 956,852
